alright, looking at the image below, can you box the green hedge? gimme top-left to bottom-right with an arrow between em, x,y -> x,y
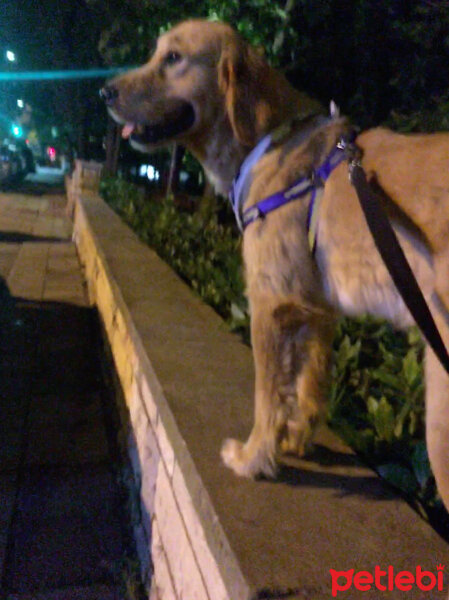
100,176 -> 448,537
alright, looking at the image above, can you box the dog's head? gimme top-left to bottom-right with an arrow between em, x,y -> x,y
101,19 -> 313,154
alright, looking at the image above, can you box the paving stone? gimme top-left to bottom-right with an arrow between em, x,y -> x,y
0,379 -> 27,473
14,304 -> 102,396
0,243 -> 20,278
0,532 -> 8,588
7,243 -> 50,300
25,393 -> 109,466
43,249 -> 88,301
6,465 -> 125,593
43,282 -> 87,306
0,474 -> 17,580
7,584 -> 123,599
0,425 -> 23,471
32,214 -> 63,238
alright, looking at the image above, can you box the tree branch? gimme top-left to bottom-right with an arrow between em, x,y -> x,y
272,0 -> 296,56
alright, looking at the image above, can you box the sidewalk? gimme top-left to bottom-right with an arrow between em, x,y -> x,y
0,192 -> 137,599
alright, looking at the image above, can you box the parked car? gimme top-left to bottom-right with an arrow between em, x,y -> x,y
0,141 -> 35,187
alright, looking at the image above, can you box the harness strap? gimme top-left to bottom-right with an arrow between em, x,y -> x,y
348,155 -> 449,375
240,144 -> 347,231
229,114 -> 331,232
242,178 -> 314,228
307,187 -> 324,254
230,133 -> 273,231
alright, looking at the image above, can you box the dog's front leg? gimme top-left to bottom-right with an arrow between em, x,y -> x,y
221,301 -> 331,478
221,301 -> 284,477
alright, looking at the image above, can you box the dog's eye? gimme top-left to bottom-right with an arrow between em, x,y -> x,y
164,51 -> 182,66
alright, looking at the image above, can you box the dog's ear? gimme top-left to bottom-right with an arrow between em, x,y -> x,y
218,39 -> 273,147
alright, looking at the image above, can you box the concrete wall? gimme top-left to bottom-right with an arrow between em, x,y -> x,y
70,167 -> 448,600
73,194 -> 249,600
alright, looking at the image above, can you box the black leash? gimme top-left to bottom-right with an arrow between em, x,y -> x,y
343,142 -> 449,375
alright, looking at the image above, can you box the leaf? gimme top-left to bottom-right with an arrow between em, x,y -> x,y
402,349 -> 421,387
393,397 -> 413,439
377,342 -> 403,369
407,326 -> 422,346
366,396 -> 378,416
411,441 -> 432,489
373,397 -> 395,443
370,368 -> 402,390
408,410 -> 418,436
230,302 -> 247,322
335,335 -> 361,369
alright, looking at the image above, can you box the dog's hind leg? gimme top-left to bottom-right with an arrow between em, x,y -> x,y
425,302 -> 449,513
279,317 -> 334,456
221,301 -> 332,477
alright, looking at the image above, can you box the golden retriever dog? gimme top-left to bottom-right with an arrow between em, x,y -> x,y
102,19 -> 449,512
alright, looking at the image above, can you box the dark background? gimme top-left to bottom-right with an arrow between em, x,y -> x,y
0,0 -> 447,169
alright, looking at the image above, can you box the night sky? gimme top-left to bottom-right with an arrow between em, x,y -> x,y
0,0 -> 104,147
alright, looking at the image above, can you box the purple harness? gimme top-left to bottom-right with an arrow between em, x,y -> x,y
229,139 -> 348,253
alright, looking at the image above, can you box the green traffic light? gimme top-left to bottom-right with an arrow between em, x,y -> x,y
12,124 -> 22,137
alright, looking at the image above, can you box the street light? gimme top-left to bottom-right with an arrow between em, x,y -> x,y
6,50 -> 16,62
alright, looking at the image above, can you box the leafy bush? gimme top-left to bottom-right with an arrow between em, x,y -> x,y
101,177 -> 249,332
100,175 -> 448,537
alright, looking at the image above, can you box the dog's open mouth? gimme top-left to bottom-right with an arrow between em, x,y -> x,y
121,102 -> 195,145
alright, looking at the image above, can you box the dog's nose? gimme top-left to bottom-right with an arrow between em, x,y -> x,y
99,85 -> 118,104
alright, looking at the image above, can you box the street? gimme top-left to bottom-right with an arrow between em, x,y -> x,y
0,165 -> 66,197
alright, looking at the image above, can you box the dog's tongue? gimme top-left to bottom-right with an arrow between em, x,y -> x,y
121,123 -> 135,139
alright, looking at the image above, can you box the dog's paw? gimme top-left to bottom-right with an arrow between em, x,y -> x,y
279,419 -> 313,456
220,438 -> 248,475
221,437 -> 277,479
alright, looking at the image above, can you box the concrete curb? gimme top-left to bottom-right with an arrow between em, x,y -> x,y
73,195 -> 250,600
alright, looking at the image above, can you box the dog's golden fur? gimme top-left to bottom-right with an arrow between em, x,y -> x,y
106,19 -> 449,511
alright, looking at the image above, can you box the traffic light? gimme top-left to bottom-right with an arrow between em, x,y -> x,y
11,124 -> 23,137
